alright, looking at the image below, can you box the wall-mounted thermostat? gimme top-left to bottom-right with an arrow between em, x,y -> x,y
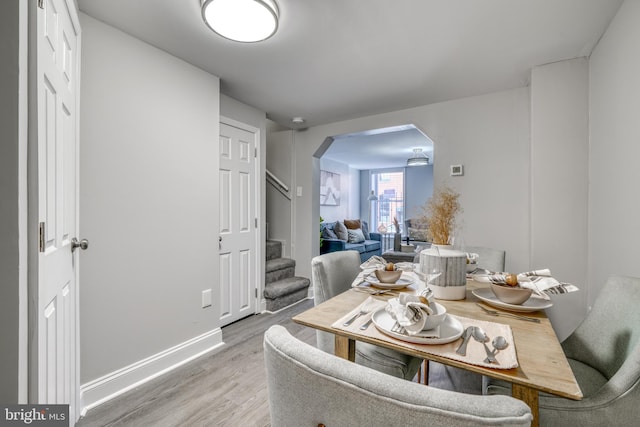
450,165 -> 464,176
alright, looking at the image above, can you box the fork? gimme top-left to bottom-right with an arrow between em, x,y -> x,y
352,287 -> 391,296
475,303 -> 540,323
391,321 -> 406,334
343,299 -> 374,326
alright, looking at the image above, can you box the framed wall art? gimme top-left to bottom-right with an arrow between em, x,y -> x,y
320,170 -> 341,206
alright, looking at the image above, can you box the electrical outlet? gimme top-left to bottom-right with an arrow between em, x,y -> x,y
202,289 -> 212,308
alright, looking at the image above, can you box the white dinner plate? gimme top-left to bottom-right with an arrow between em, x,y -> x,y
472,288 -> 553,312
366,274 -> 414,290
372,309 -> 464,344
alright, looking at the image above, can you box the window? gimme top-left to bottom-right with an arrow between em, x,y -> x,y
370,170 -> 404,234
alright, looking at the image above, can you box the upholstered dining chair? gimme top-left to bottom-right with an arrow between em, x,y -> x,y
484,274 -> 640,426
264,325 -> 533,427
311,250 -> 422,380
462,245 -> 506,273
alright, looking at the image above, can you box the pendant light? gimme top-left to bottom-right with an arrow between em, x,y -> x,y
406,148 -> 430,167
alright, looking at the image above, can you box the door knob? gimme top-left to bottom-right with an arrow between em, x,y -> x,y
71,237 -> 89,252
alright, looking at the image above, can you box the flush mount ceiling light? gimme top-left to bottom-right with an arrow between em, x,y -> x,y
406,148 -> 430,167
202,0 -> 279,43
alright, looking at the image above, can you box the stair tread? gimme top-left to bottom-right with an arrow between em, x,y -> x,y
265,276 -> 309,286
264,276 -> 310,299
266,257 -> 296,273
266,240 -> 282,261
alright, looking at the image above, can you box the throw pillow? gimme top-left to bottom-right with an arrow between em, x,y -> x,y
333,221 -> 349,241
321,227 -> 337,240
408,226 -> 430,242
343,219 -> 361,230
347,228 -> 365,243
361,221 -> 371,240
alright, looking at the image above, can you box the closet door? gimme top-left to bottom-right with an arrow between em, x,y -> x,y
34,0 -> 83,423
219,120 -> 259,325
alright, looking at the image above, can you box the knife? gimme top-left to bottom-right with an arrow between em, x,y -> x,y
455,327 -> 473,356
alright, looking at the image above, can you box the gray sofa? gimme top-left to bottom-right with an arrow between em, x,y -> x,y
320,220 -> 381,262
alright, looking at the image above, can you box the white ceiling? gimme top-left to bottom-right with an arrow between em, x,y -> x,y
77,0 -> 622,167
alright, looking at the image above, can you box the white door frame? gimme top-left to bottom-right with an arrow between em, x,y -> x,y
219,116 -> 264,316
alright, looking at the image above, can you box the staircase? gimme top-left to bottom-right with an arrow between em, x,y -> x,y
264,240 -> 310,312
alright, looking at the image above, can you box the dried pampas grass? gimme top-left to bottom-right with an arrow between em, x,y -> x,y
420,187 -> 462,245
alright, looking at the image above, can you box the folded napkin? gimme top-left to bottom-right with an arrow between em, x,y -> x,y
467,267 -> 492,276
518,269 -> 580,295
360,256 -> 415,272
385,292 -> 437,336
476,268 -> 579,299
360,256 -> 387,270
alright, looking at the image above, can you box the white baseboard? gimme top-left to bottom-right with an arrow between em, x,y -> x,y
80,328 -> 224,415
261,296 -> 312,314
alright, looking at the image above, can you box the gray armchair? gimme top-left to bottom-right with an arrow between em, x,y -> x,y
484,274 -> 640,426
404,218 -> 430,244
264,325 -> 532,427
311,250 -> 422,380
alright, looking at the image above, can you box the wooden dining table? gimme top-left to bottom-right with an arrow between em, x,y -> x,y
292,280 -> 582,427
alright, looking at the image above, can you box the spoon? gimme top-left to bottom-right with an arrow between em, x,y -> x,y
484,336 -> 509,363
471,326 -> 496,363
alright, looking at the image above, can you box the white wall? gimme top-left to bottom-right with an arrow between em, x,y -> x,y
530,58 -> 589,340
405,165 -> 434,220
348,166 -> 360,220
266,129 -> 294,254
589,0 -> 640,302
294,88 -> 531,280
79,13 -> 220,395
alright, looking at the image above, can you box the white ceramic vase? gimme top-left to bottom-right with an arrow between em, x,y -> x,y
419,247 -> 467,300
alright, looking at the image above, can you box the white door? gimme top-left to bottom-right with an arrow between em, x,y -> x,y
219,120 -> 258,326
35,0 -> 82,423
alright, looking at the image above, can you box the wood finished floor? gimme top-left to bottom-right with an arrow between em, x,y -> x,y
77,299 -> 315,427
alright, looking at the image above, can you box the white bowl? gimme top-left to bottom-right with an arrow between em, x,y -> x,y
374,269 -> 402,283
422,302 -> 447,330
490,283 -> 533,305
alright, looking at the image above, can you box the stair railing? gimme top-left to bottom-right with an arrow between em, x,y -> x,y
266,169 -> 292,200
